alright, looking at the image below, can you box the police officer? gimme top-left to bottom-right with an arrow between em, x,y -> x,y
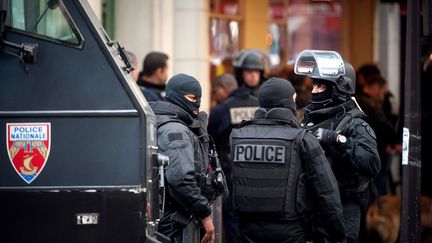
299,53 -> 381,242
207,50 -> 265,243
230,77 -> 345,243
151,74 -> 215,243
137,51 -> 169,101
208,50 -> 266,169
233,50 -> 266,97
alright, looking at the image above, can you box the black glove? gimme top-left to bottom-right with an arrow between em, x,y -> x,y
313,128 -> 338,145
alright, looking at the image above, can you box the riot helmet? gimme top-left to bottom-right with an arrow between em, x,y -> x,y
233,50 -> 266,88
294,50 -> 355,103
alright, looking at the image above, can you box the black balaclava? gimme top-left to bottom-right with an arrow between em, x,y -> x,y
311,78 -> 334,104
165,73 -> 202,117
258,77 -> 296,114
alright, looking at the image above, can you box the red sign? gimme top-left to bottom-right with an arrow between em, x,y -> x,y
6,123 -> 51,184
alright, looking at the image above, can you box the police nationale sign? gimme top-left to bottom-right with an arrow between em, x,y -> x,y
6,123 -> 51,184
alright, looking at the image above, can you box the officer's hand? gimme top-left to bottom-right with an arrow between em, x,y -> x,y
201,216 -> 215,243
314,128 -> 338,145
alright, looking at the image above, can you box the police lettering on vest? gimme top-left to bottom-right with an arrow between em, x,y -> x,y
234,144 -> 285,163
230,124 -> 307,219
229,107 -> 258,124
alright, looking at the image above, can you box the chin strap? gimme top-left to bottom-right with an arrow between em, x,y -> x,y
351,96 -> 364,113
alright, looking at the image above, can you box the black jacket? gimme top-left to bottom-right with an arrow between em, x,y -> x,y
151,101 -> 211,238
302,100 -> 381,201
208,87 -> 259,172
234,108 -> 345,242
137,77 -> 165,102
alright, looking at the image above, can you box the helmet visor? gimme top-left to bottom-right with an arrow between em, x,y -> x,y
294,50 -> 345,78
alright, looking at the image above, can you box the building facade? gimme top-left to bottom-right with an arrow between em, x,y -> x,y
88,0 -> 401,112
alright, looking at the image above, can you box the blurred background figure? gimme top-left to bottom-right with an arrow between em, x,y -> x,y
126,50 -> 139,81
137,51 -> 169,102
355,64 -> 401,196
356,64 -> 381,97
356,64 -> 400,129
210,73 -> 238,110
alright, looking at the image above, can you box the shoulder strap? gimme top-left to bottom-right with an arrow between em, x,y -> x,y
335,108 -> 364,132
156,116 -> 187,129
295,129 -> 307,155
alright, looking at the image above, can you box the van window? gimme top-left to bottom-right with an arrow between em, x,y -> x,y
5,0 -> 82,45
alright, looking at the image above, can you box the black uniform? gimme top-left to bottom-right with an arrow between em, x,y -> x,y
137,77 -> 166,101
152,101 -> 211,242
152,74 -> 215,243
303,100 -> 381,242
208,87 -> 259,172
230,78 -> 345,243
231,107 -> 345,243
292,55 -> 381,242
207,87 -> 258,243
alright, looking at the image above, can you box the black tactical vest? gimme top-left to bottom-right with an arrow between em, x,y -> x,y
230,120 -> 307,220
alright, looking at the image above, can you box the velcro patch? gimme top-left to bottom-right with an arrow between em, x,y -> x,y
362,122 -> 376,139
168,133 -> 183,142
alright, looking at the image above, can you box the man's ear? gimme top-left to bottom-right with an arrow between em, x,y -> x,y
155,67 -> 163,76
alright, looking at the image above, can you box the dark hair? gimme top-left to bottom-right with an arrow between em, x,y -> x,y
356,64 -> 381,80
365,74 -> 386,86
141,52 -> 169,76
212,73 -> 237,89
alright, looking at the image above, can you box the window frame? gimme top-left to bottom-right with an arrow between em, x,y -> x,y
5,0 -> 85,49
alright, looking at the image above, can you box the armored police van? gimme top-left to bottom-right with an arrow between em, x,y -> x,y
0,0 -> 165,242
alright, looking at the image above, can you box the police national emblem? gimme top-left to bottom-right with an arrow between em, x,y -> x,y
6,123 -> 51,184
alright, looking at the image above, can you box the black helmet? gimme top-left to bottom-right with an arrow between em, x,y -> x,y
294,50 -> 356,101
310,62 -> 356,96
233,50 -> 266,89
233,50 -> 265,71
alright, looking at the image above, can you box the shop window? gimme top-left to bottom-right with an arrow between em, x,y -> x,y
268,0 -> 288,65
268,0 -> 342,64
288,0 -> 342,61
209,0 -> 243,78
209,0 -> 243,110
210,0 -> 242,16
210,18 -> 240,75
